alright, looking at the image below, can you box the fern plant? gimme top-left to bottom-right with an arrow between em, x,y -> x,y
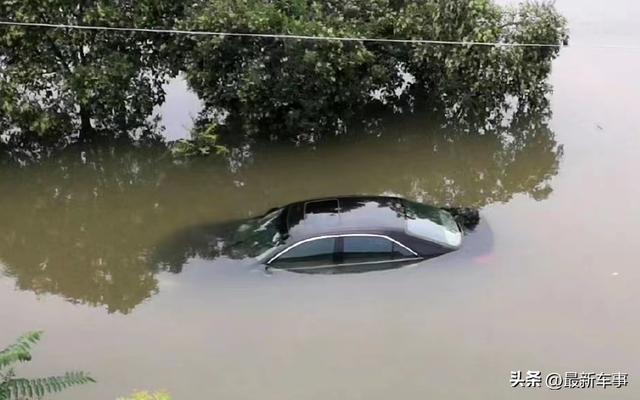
0,331 -> 95,400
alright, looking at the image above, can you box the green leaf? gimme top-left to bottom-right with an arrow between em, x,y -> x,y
0,331 -> 42,369
5,373 -> 94,400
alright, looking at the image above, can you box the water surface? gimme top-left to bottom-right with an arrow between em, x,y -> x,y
1,1 -> 640,398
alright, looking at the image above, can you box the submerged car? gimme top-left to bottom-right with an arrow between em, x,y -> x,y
230,196 -> 478,273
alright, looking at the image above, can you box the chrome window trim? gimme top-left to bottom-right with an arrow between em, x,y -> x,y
266,233 -> 419,265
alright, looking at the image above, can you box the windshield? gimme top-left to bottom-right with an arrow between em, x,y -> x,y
231,208 -> 286,257
404,201 -> 462,248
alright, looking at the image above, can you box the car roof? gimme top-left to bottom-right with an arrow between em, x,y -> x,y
284,196 -> 407,241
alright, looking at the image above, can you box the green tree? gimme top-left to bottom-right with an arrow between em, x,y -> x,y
0,1 -> 186,153
183,0 -> 567,142
0,332 -> 94,400
182,0 -> 411,142
401,0 -> 568,128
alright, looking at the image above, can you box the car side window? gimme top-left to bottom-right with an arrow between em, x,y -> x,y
342,236 -> 394,263
341,236 -> 416,264
270,238 -> 336,268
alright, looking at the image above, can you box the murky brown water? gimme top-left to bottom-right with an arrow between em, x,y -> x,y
2,1 -> 640,399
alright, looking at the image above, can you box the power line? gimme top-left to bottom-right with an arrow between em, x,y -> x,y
0,20 -> 564,48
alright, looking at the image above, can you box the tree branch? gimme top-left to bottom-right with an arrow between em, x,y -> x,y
37,12 -> 75,74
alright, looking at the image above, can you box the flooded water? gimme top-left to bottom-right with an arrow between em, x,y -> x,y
2,1 -> 640,399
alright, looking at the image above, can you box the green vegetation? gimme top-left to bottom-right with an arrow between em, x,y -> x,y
171,125 -> 229,157
118,390 -> 172,400
0,332 -> 94,400
0,0 -> 568,157
183,0 -> 568,141
403,1 -> 568,127
0,0 -> 185,155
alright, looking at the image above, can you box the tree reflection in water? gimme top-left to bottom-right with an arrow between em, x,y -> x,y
0,107 -> 562,313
